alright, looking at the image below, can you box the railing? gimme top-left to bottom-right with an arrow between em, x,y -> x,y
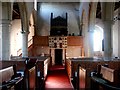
28,38 -> 33,48
17,49 -> 22,56
17,38 -> 33,56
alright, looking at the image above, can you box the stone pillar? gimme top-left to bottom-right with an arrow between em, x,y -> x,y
0,20 -> 11,60
101,2 -> 114,59
21,31 -> 28,57
112,8 -> 120,57
0,2 -> 12,60
103,20 -> 113,58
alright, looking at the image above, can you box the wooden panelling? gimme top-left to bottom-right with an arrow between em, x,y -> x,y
0,56 -> 51,79
49,36 -> 67,48
101,66 -> 116,82
0,60 -> 26,71
65,58 -> 120,89
28,66 -> 36,90
65,59 -> 71,79
0,66 -> 14,83
33,36 -> 49,46
33,36 -> 83,47
78,67 -> 91,89
67,36 -> 83,46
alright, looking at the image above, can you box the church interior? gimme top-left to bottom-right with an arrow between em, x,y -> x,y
0,0 -> 120,90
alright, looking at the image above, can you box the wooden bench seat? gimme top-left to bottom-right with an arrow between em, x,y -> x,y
0,65 -> 23,90
0,56 -> 51,90
91,65 -> 120,90
0,65 -> 15,84
91,76 -> 120,90
65,58 -> 120,89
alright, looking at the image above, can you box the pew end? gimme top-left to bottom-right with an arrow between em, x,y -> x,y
91,65 -> 120,90
0,65 -> 23,90
100,65 -> 120,86
77,66 -> 92,90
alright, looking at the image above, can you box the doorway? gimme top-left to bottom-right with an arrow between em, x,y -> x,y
55,49 -> 63,65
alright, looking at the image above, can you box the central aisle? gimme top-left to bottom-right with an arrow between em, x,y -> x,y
45,65 -> 73,90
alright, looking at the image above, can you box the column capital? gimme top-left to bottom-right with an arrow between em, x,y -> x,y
102,19 -> 113,22
103,19 -> 114,25
21,31 -> 29,34
0,19 -> 11,26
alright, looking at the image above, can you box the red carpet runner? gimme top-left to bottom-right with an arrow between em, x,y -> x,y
45,65 -> 73,90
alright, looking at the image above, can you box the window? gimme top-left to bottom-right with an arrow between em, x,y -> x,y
93,25 -> 103,51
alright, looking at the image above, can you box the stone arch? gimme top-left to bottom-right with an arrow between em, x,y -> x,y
18,2 -> 29,33
17,2 -> 30,57
81,9 -> 87,36
14,2 -> 34,57
101,2 -> 115,58
101,2 -> 115,21
31,9 -> 37,35
10,2 -> 22,56
81,9 -> 89,56
88,2 -> 98,32
28,10 -> 36,40
88,1 -> 104,57
88,1 -> 103,31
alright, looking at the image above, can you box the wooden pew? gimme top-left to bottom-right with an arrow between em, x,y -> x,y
28,66 -> 36,90
77,65 -> 91,90
36,56 -> 51,89
65,58 -> 120,89
0,56 -> 51,90
91,76 -> 120,90
0,60 -> 26,71
24,66 -> 36,90
100,66 -> 120,86
24,58 -> 37,90
0,65 -> 15,84
91,65 -> 120,90
0,65 -> 23,90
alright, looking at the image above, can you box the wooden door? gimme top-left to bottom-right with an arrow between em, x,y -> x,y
55,49 -> 63,65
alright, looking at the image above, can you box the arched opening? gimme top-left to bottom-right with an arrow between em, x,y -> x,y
93,25 -> 103,51
81,10 -> 87,37
93,2 -> 104,57
10,2 -> 22,56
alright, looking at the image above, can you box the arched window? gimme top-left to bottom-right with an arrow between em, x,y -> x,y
93,25 -> 103,51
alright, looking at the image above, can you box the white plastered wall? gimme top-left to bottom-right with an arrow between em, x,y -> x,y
10,19 -> 22,56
